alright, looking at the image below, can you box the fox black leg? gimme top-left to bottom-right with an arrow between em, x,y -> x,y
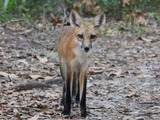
61,76 -> 71,115
75,81 -> 80,106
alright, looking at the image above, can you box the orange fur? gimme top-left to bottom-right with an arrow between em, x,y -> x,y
57,10 -> 106,117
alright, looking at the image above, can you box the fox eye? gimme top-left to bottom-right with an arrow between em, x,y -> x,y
77,34 -> 83,39
90,34 -> 97,39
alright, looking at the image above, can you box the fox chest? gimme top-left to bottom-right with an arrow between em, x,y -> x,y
70,47 -> 91,72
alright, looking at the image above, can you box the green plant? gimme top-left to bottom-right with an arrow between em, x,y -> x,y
0,0 -> 61,21
147,12 -> 160,20
96,0 -> 119,18
2,0 -> 26,12
0,0 -> 160,22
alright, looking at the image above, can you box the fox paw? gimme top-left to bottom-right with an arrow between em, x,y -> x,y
61,110 -> 70,116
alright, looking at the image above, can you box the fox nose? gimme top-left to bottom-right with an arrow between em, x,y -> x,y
84,46 -> 90,52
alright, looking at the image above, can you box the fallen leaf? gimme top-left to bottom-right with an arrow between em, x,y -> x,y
0,71 -> 19,80
28,101 -> 47,109
17,59 -> 29,67
88,67 -> 105,75
36,55 -> 48,63
28,113 -> 40,120
13,108 -> 22,120
123,0 -> 130,6
138,37 -> 153,42
125,92 -> 140,98
29,75 -> 44,80
148,54 -> 157,58
73,1 -> 82,8
108,69 -> 122,77
17,73 -> 30,77
43,76 -> 53,80
87,82 -> 94,88
137,74 -> 156,78
133,11 -> 148,25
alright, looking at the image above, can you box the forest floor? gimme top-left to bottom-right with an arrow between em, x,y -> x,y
0,19 -> 160,120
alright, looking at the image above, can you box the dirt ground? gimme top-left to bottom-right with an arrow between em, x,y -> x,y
0,19 -> 160,120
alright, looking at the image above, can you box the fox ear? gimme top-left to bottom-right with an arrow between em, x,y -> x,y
69,10 -> 83,27
93,12 -> 106,27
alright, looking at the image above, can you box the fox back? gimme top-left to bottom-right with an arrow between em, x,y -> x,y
58,10 -> 106,118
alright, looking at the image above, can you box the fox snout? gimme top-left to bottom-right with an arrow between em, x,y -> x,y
81,45 -> 92,52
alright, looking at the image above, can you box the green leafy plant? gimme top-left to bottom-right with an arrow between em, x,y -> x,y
147,12 -> 160,20
0,0 -> 160,22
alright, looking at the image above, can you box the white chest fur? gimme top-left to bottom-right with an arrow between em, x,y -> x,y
70,46 -> 91,72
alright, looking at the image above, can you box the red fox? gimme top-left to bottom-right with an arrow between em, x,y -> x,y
58,10 -> 106,117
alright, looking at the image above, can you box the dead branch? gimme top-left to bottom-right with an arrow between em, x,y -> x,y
12,28 -> 34,35
0,18 -> 38,35
0,19 -> 24,27
1,77 -> 62,92
1,105 -> 42,111
59,0 -> 70,26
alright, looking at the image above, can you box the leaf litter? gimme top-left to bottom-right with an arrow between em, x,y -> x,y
0,19 -> 160,119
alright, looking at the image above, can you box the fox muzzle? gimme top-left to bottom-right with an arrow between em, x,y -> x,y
81,45 -> 92,52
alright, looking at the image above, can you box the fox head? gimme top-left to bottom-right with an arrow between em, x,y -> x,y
70,10 -> 106,53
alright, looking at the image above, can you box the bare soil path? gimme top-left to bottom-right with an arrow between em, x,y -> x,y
0,20 -> 160,119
